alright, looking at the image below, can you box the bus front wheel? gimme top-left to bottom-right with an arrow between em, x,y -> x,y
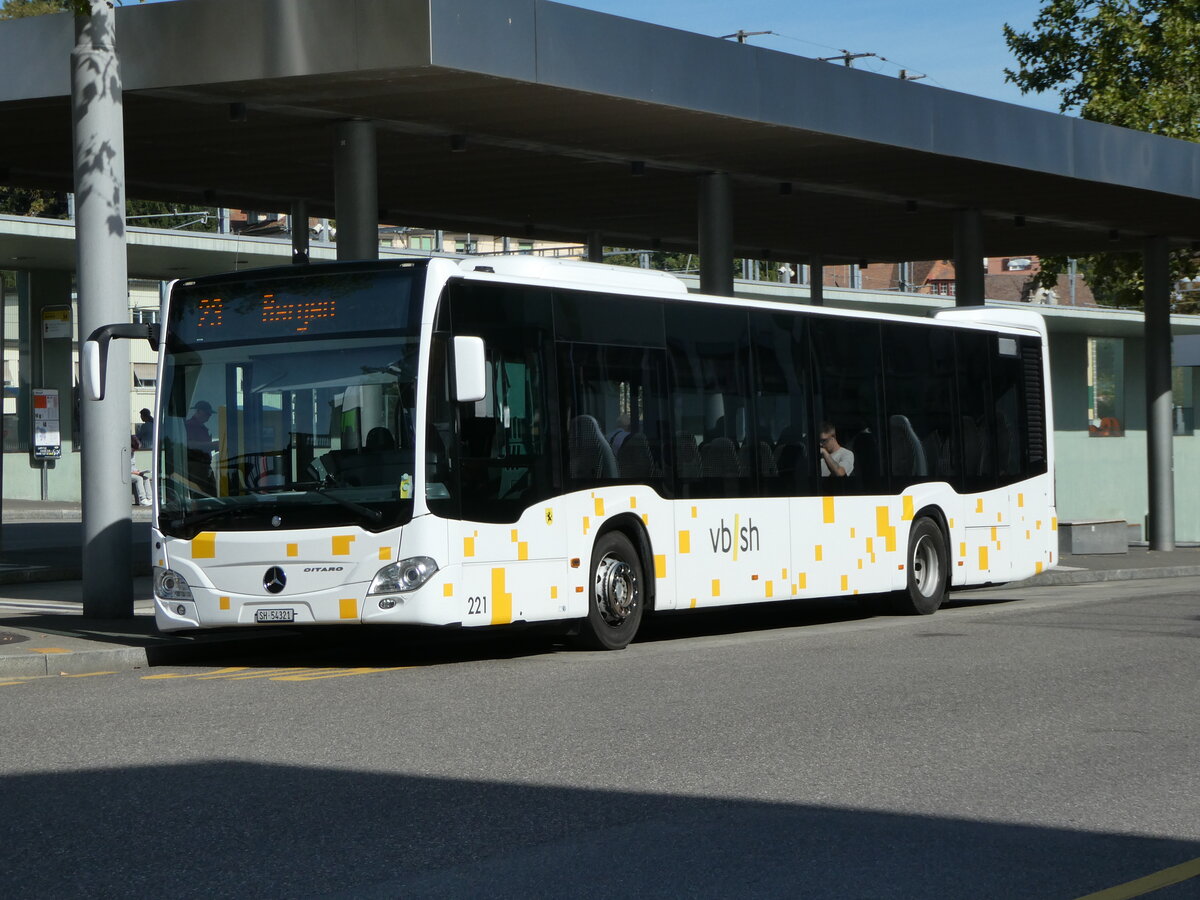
893,517 -> 948,616
576,531 -> 644,650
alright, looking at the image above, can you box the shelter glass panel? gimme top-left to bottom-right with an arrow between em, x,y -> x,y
1087,337 -> 1124,437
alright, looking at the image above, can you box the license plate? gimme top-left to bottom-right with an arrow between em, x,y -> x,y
255,608 -> 294,623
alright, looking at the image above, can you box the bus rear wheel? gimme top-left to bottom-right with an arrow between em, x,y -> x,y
892,517 -> 948,616
576,531 -> 644,650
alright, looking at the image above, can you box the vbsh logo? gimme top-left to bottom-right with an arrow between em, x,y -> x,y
708,517 -> 760,555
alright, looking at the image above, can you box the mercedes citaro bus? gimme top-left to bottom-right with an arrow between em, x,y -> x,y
84,256 -> 1056,649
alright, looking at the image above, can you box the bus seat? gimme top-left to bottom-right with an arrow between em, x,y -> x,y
740,440 -> 778,478
889,414 -> 927,476
847,428 -> 879,489
569,415 -> 617,479
700,437 -> 741,477
675,433 -> 702,479
617,432 -> 656,478
365,426 -> 396,450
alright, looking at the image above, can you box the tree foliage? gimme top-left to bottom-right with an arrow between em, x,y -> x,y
0,1 -> 142,18
1004,1 -> 1200,312
0,0 -> 70,18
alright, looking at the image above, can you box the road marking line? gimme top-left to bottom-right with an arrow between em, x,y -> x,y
0,680 -> 30,687
270,667 -> 411,681
29,648 -> 70,654
61,672 -> 117,678
219,668 -> 325,680
143,667 -> 251,680
1074,856 -> 1200,900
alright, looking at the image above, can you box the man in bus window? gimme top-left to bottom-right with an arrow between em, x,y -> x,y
186,399 -> 220,494
819,422 -> 854,477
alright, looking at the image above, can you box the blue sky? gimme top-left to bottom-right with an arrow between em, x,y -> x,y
566,0 -> 1061,112
138,0 -> 1061,112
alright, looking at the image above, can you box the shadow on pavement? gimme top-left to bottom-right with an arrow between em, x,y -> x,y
1,762 -> 1195,899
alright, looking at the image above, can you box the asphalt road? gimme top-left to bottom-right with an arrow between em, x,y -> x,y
2,578 -> 1199,899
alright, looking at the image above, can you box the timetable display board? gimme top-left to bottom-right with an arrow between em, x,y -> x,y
32,388 -> 61,460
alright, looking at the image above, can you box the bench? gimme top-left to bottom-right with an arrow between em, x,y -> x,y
1058,519 -> 1128,556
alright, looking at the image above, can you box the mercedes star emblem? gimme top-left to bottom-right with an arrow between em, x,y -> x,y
263,566 -> 287,594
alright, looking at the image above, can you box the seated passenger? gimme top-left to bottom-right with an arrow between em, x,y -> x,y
819,421 -> 854,477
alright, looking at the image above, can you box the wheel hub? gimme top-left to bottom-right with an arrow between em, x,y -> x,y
594,555 -> 637,625
912,535 -> 940,597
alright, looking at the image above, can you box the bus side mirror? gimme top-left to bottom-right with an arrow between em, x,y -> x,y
453,336 -> 487,403
82,322 -> 159,401
82,340 -> 104,401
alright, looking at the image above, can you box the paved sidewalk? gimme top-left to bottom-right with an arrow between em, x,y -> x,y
2,500 -> 1199,676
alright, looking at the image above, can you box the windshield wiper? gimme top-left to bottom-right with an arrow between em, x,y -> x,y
163,501 -> 256,532
287,481 -> 385,525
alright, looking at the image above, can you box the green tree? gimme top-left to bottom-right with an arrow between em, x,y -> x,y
1004,1 -> 1200,313
0,0 -> 71,18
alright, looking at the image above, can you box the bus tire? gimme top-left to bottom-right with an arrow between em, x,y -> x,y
892,517 -> 948,616
576,531 -> 644,650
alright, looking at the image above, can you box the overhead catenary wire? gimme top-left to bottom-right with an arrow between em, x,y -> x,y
725,28 -> 941,88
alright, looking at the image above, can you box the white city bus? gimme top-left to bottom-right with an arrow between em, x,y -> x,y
86,256 -> 1057,649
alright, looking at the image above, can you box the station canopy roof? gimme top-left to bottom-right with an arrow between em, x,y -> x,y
2,0 -> 1200,266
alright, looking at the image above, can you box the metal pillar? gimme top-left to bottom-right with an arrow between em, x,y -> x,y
698,172 -> 733,297
291,200 -> 309,264
73,0 -> 132,617
586,231 -> 604,263
1143,236 -> 1175,550
953,208 -> 984,306
333,120 -> 378,260
809,255 -> 824,306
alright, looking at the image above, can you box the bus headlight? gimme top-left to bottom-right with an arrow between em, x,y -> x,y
154,567 -> 194,601
369,557 -> 438,594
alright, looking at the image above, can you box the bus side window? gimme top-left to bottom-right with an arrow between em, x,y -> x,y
809,317 -> 884,495
955,331 -> 997,492
666,304 -> 755,500
558,343 -> 668,489
751,311 -> 813,498
882,323 -> 958,489
441,281 -> 557,524
425,333 -> 458,514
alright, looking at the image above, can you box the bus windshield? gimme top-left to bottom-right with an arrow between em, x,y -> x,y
156,264 -> 426,537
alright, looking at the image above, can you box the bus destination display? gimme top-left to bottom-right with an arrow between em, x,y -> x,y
170,270 -> 420,346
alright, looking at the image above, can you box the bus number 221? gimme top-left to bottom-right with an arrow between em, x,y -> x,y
467,596 -> 488,615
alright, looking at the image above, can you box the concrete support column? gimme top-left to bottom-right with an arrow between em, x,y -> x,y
72,0 -> 132,617
586,231 -> 604,263
333,120 -> 378,261
809,255 -> 824,306
1143,236 -> 1175,550
954,208 -> 984,306
698,172 -> 733,297
291,200 -> 309,264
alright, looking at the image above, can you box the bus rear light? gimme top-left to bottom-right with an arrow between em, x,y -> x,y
369,557 -> 438,595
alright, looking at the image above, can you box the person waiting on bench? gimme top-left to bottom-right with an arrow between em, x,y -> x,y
819,421 -> 854,477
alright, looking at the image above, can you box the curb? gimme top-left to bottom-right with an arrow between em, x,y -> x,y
0,645 -> 151,676
1,511 -> 155,522
0,626 -> 304,676
0,563 -> 152,586
1012,566 -> 1200,588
